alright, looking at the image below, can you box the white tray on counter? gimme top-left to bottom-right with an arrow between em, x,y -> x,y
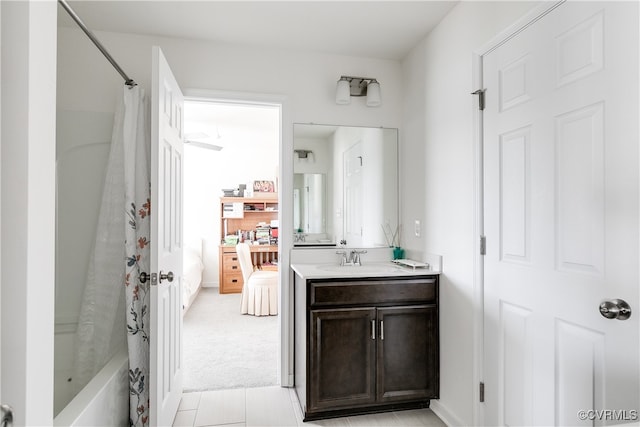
391,259 -> 430,270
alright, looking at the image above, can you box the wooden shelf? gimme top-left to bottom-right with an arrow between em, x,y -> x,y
219,196 -> 279,294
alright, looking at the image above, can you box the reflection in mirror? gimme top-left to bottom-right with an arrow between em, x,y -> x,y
293,124 -> 398,248
294,173 -> 326,234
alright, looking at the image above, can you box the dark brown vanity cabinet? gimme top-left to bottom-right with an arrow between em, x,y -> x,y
309,307 -> 377,411
294,274 -> 439,420
376,305 -> 439,402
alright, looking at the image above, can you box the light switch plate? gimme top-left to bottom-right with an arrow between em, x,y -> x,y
414,220 -> 421,237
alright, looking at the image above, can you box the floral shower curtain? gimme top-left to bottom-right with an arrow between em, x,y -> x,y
72,85 -> 150,427
122,85 -> 151,427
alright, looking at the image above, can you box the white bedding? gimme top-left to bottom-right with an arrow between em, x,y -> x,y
183,242 -> 204,312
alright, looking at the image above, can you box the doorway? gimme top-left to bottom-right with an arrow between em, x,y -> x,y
182,99 -> 281,391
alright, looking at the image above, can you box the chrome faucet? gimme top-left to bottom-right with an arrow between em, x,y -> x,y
336,250 -> 349,265
336,249 -> 368,266
350,249 -> 367,266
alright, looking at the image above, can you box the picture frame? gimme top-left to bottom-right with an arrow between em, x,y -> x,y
253,180 -> 275,192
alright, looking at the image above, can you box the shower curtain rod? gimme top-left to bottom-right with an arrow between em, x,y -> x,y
58,0 -> 136,87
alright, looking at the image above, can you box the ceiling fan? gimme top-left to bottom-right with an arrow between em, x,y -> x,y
184,130 -> 223,151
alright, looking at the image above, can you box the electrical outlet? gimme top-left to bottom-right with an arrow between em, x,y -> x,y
414,220 -> 421,237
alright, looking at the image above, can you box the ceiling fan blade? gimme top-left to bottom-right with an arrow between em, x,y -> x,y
185,140 -> 223,151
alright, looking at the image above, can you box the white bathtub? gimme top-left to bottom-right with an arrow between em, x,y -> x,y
54,348 -> 129,427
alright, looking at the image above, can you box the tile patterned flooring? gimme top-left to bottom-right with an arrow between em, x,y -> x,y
172,386 -> 446,427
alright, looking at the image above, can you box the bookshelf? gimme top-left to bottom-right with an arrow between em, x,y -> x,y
219,196 -> 279,293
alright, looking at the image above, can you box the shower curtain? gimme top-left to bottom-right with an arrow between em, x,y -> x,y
72,85 -> 151,427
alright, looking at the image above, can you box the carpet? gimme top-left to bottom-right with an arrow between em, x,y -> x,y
182,287 -> 278,392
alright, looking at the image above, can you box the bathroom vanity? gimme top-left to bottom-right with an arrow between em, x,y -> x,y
292,263 -> 439,421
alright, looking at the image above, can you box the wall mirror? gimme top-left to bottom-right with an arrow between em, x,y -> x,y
293,123 -> 398,247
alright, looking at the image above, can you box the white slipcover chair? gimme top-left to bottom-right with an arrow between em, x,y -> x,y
236,243 -> 278,316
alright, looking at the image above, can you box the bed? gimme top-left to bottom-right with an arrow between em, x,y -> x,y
183,239 -> 204,312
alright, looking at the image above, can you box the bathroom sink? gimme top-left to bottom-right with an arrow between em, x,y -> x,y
317,263 -> 403,275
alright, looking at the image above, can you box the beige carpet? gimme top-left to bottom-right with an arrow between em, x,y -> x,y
182,287 -> 278,392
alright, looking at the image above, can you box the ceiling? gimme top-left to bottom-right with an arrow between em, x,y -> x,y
58,1 -> 458,61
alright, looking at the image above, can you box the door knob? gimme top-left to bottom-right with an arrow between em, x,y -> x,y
599,299 -> 632,320
159,271 -> 174,283
139,272 -> 149,283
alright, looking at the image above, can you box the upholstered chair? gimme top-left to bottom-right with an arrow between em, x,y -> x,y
236,243 -> 278,316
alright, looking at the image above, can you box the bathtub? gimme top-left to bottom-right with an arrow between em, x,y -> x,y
54,348 -> 129,427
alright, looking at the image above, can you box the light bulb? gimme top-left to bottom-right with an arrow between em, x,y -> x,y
366,79 -> 381,107
336,77 -> 351,105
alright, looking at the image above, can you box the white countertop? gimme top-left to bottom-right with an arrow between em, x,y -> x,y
291,261 -> 441,280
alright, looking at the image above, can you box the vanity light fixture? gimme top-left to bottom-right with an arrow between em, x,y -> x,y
335,76 -> 382,107
294,149 -> 313,159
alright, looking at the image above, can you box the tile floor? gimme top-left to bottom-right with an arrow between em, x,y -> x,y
172,386 -> 446,427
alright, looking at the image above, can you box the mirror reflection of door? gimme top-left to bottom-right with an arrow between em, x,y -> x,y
344,142 -> 363,246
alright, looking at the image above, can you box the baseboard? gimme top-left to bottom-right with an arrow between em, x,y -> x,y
430,399 -> 465,427
285,374 -> 294,387
202,281 -> 218,288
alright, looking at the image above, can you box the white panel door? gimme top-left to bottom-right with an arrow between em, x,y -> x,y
483,2 -> 639,425
344,142 -> 363,246
150,46 -> 184,426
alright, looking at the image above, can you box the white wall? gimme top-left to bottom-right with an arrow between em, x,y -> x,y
400,2 -> 539,425
1,1 -> 57,424
57,28 -> 403,125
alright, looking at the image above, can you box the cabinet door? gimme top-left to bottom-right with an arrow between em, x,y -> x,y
376,305 -> 439,403
309,308 -> 376,411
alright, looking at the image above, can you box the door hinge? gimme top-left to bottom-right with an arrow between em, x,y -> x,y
479,382 -> 485,403
471,89 -> 486,111
480,235 -> 486,255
